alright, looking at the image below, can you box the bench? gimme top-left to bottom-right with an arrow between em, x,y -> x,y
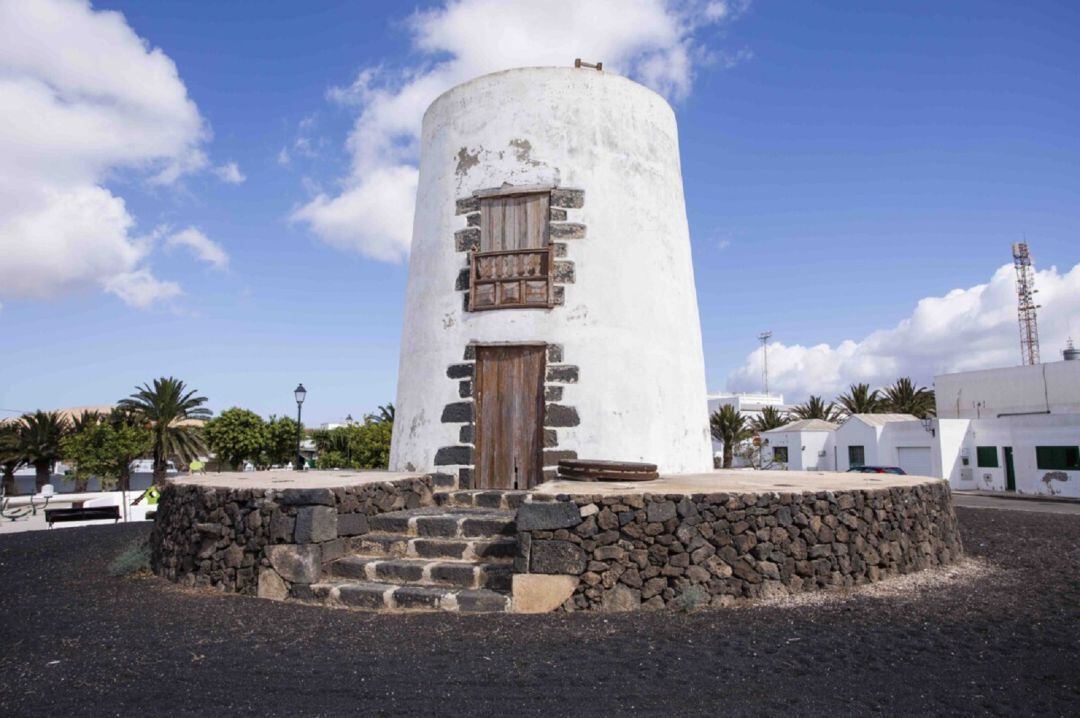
45,506 -> 121,527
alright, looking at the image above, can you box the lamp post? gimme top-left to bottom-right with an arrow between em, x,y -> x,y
294,383 -> 307,471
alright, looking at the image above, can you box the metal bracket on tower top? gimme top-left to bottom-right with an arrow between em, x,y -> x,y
574,59 -> 603,71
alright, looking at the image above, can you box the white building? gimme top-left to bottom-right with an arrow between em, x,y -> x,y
389,67 -> 713,489
760,419 -> 838,471
832,414 -> 937,475
934,359 -> 1080,497
707,392 -> 792,465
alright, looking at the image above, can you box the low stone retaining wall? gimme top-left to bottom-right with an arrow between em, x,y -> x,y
515,480 -> 962,611
150,476 -> 433,598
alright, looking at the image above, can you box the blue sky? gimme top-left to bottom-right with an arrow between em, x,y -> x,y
1,0 -> 1078,424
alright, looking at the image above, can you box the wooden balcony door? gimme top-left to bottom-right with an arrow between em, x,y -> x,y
470,192 -> 552,310
473,345 -> 546,489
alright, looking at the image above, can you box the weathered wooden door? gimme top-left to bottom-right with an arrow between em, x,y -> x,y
473,345 -> 546,489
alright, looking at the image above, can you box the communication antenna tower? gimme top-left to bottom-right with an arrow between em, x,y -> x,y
758,331 -> 773,395
1012,241 -> 1041,365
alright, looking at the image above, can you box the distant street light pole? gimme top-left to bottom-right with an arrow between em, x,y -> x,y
758,331 -> 773,395
294,383 -> 307,471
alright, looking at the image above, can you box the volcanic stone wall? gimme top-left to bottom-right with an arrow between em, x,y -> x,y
150,476 -> 433,597
515,480 -> 962,611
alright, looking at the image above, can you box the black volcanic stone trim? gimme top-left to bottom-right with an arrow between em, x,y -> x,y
447,363 -> 474,379
554,286 -> 565,305
546,344 -> 563,363
554,261 -> 575,283
455,268 -> 470,291
551,188 -> 585,208
432,472 -> 457,488
441,402 -> 473,423
456,197 -> 479,214
455,228 -> 480,252
553,243 -> 568,258
434,445 -> 473,466
545,386 -> 563,402
459,425 -> 474,444
549,207 -> 567,221
459,380 -> 473,398
466,212 -> 481,227
543,429 -> 559,448
545,404 -> 580,427
546,365 -> 579,383
463,345 -> 476,360
550,223 -> 586,239
458,467 -> 473,489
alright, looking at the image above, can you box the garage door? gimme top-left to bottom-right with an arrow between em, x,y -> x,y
897,447 -> 933,477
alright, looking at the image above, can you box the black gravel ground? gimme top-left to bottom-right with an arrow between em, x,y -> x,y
1,507 -> 1077,717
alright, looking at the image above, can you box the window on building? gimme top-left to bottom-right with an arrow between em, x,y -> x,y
1036,446 -> 1080,471
976,446 -> 999,468
848,445 -> 865,467
469,191 -> 553,311
772,446 -> 789,463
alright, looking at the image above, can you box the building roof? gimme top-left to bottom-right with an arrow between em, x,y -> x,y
763,419 -> 838,433
845,413 -> 920,427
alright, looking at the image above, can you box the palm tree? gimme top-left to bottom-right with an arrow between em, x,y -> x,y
373,403 -> 395,424
836,383 -> 882,416
710,405 -> 752,469
18,410 -> 70,492
882,377 -> 936,418
71,409 -> 103,433
119,377 -> 211,484
1,422 -> 24,496
750,405 -> 788,433
790,395 -> 843,423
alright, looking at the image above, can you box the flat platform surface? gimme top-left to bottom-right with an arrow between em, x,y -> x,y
172,469 -> 423,490
534,469 -> 946,497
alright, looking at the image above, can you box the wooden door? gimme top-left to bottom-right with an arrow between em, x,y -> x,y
474,345 -> 546,489
480,193 -> 549,251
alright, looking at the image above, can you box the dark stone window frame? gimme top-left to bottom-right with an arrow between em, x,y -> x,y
433,343 -> 581,489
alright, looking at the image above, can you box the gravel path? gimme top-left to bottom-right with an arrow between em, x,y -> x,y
1,507 -> 1077,716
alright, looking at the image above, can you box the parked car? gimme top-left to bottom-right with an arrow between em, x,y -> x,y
846,466 -> 907,475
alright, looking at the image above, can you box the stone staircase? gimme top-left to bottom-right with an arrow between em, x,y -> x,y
309,491 -> 529,613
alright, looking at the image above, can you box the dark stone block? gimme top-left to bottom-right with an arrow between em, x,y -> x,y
531,540 -> 587,575
281,488 -> 335,506
466,212 -> 481,227
459,380 -> 472,398
546,344 -> 563,363
647,500 -> 677,523
544,404 -> 580,427
546,365 -> 579,383
434,445 -> 473,466
441,402 -> 473,423
455,268 -> 470,291
294,505 -> 337,543
338,583 -> 387,609
454,227 -> 480,252
550,223 -> 586,239
458,467 -> 473,489
543,450 -> 578,466
417,516 -> 459,537
551,188 -> 585,208
456,196 -> 480,215
446,363 -> 474,379
517,501 -> 581,531
549,207 -> 567,221
553,242 -> 568,258
553,286 -> 565,306
543,428 -> 559,447
377,560 -> 425,582
463,345 -> 476,360
544,386 -> 563,402
459,425 -> 474,444
457,589 -> 509,612
432,472 -> 456,488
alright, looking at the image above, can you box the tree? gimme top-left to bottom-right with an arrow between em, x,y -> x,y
882,377 -> 936,418
750,405 -> 788,433
61,415 -> 151,492
119,377 -> 210,484
263,415 -> 302,468
710,405 -> 752,469
349,420 -> 394,468
105,407 -> 149,491
204,408 -> 267,470
790,396 -> 843,423
836,383 -> 882,416
371,403 -> 395,424
0,422 -> 24,496
18,411 -> 71,492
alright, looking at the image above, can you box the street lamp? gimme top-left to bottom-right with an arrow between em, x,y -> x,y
294,383 -> 307,471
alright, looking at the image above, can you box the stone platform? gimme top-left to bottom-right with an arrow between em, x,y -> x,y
149,469 -> 962,613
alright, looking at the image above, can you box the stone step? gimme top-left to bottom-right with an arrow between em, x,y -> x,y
351,533 -> 517,562
309,580 -> 511,613
367,506 -> 515,538
434,490 -> 530,510
328,555 -> 512,591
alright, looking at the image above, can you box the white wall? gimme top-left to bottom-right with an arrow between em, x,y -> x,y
390,68 -> 712,474
939,414 -> 1080,497
833,421 -> 879,471
935,360 -> 1080,419
763,430 -> 834,471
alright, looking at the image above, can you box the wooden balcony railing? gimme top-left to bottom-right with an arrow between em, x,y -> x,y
468,246 -> 554,311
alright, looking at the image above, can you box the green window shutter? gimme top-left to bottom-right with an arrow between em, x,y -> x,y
1036,446 -> 1080,471
975,446 -> 999,468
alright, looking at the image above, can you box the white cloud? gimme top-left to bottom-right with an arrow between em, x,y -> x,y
277,147 -> 291,166
726,262 -> 1080,399
166,227 -> 229,270
293,0 -> 750,262
213,161 -> 246,184
0,0 -> 210,308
